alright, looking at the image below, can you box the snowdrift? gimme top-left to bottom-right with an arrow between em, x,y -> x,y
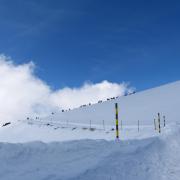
0,126 -> 180,180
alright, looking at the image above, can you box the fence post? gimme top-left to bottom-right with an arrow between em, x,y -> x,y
90,120 -> 91,129
154,118 -> 156,130
103,120 -> 105,130
158,113 -> 161,133
163,116 -> 166,127
115,103 -> 119,140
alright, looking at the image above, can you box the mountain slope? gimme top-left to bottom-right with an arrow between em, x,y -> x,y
44,81 -> 180,126
0,81 -> 180,180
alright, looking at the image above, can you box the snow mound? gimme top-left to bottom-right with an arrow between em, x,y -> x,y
0,126 -> 180,180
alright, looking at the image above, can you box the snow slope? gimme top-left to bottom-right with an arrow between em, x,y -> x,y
0,125 -> 179,180
41,81 -> 180,127
0,121 -> 160,143
0,80 -> 175,144
0,81 -> 180,180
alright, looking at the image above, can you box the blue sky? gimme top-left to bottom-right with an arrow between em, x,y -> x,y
0,0 -> 180,91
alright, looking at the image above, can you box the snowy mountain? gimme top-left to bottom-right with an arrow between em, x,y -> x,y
0,81 -> 180,180
43,80 -> 180,126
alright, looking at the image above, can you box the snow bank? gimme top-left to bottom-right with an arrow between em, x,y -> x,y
0,126 -> 180,180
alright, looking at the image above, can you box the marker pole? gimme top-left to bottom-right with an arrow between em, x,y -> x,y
115,103 -> 119,139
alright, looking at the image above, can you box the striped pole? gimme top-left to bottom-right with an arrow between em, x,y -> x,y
115,103 -> 119,139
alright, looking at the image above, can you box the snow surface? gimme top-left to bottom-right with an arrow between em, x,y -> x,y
0,81 -> 180,180
0,121 -> 160,143
34,80 -> 180,127
0,125 -> 179,180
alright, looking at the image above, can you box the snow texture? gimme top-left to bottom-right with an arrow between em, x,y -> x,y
0,81 -> 180,180
0,126 -> 180,180
41,81 -> 180,126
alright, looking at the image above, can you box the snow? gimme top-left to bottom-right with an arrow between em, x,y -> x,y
0,125 -> 179,180
0,81 -> 180,180
0,121 -> 159,143
43,80 -> 180,126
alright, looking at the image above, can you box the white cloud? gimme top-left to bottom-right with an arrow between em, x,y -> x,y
51,81 -> 132,109
0,54 -> 134,125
